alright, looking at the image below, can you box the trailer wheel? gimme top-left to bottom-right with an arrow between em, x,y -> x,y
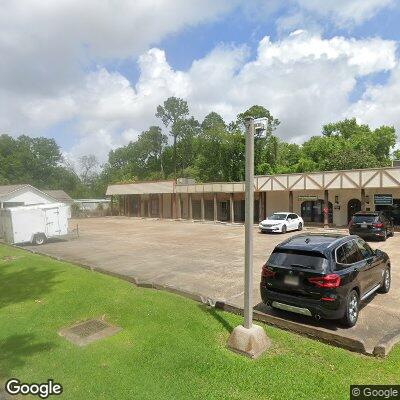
33,233 -> 47,245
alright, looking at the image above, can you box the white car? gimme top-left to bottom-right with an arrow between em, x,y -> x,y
259,212 -> 304,234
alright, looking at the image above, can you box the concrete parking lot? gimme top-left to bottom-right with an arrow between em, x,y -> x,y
24,217 -> 400,355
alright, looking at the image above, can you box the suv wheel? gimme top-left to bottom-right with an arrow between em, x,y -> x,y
341,290 -> 359,328
382,230 -> 387,241
281,225 -> 287,234
298,222 -> 303,231
378,267 -> 391,294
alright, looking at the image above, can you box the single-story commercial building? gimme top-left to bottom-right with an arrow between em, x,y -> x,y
106,166 -> 400,228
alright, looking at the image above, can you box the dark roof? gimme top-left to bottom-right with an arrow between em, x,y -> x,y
0,184 -> 27,197
42,190 -> 73,203
275,233 -> 353,255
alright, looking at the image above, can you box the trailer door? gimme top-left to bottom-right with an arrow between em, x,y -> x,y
45,208 -> 61,237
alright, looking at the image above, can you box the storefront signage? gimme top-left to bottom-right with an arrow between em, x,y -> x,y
298,195 -> 318,201
374,194 -> 393,206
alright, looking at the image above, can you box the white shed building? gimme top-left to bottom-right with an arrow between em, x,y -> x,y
0,184 -> 60,208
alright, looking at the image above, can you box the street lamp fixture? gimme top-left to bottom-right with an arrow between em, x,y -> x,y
226,116 -> 271,359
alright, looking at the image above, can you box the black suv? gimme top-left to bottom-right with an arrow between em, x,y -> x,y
260,234 -> 391,327
349,211 -> 394,241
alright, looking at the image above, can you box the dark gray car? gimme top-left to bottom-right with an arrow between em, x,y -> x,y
349,211 -> 394,241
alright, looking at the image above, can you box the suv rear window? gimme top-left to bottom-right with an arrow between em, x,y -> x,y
267,249 -> 328,272
352,214 -> 378,223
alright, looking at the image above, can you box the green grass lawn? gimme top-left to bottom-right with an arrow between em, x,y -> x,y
0,244 -> 399,400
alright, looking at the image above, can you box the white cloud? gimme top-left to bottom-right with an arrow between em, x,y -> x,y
257,32 -> 396,75
0,0 -> 233,95
348,65 -> 400,142
293,0 -> 394,26
1,30 -> 398,162
182,31 -> 396,141
0,0 -> 234,150
276,0 -> 394,34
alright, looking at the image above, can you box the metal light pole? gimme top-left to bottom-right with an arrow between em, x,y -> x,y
244,116 -> 255,329
227,116 -> 270,359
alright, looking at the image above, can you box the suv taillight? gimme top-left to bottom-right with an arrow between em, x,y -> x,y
308,274 -> 341,288
373,222 -> 384,228
261,264 -> 276,279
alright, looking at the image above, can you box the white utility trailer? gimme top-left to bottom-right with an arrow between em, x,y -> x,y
0,202 -> 71,245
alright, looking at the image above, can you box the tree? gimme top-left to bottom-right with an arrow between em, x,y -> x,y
79,155 -> 99,185
322,118 -> 370,139
300,119 -> 397,171
369,126 -> 397,164
102,127 -> 168,183
201,112 -> 226,131
194,116 -> 245,182
174,117 -> 201,175
136,126 -> 168,176
156,97 -> 189,177
236,105 -> 280,137
0,134 -> 65,188
236,106 -> 280,175
394,149 -> 400,160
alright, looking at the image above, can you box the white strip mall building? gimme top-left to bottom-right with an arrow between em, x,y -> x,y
106,167 -> 400,228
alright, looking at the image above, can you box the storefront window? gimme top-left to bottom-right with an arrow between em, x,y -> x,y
347,199 -> 361,222
375,199 -> 400,226
301,200 -> 333,223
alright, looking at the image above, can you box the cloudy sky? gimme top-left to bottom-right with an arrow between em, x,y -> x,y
1,0 -> 400,164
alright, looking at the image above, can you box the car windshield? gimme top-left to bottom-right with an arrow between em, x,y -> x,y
268,213 -> 287,220
353,215 -> 378,223
267,249 -> 329,272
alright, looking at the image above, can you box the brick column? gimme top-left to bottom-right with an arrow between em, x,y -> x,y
177,194 -> 182,219
172,193 -> 176,219
264,191 -> 268,220
289,191 -> 294,213
258,193 -> 263,222
127,195 -> 131,217
137,195 -> 141,217
201,194 -> 205,221
361,188 -> 366,212
213,193 -> 217,222
230,193 -> 234,223
188,194 -> 193,220
324,190 -> 329,228
159,194 -> 163,219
